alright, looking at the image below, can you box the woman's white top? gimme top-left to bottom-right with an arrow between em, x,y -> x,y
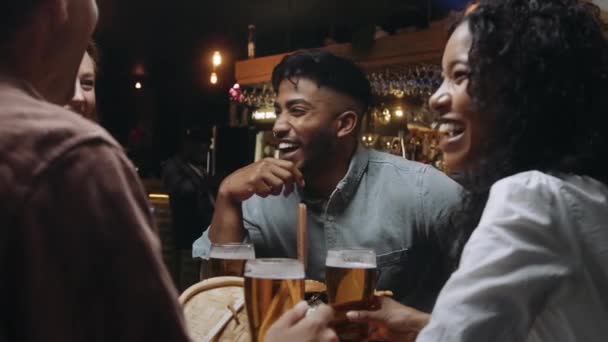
418,171 -> 608,342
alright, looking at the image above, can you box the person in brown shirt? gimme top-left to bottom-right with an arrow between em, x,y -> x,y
0,1 -> 190,341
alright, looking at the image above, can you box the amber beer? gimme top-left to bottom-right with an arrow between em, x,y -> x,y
326,249 -> 377,341
244,259 -> 305,342
203,243 -> 255,278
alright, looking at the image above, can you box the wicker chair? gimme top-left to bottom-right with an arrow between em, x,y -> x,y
179,277 -> 250,342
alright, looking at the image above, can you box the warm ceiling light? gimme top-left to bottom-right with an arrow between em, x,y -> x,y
132,63 -> 146,76
212,51 -> 222,67
394,107 -> 404,118
135,82 -> 142,89
210,72 -> 218,84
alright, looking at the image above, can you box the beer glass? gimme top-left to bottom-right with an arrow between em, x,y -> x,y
326,249 -> 377,341
244,258 -> 305,342
201,243 -> 255,279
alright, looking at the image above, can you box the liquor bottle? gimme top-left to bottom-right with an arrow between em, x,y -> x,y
414,136 -> 423,162
406,133 -> 417,160
248,25 -> 256,59
421,133 -> 431,162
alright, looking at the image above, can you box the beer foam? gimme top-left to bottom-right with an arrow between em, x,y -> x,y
244,259 -> 305,279
325,259 -> 376,269
209,244 -> 255,260
325,249 -> 376,269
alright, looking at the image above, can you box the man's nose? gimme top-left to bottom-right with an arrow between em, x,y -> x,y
272,114 -> 290,139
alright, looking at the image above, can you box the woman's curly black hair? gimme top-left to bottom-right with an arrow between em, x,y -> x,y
442,0 -> 608,267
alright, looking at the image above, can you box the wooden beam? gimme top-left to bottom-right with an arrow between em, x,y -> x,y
235,53 -> 290,86
235,19 -> 449,85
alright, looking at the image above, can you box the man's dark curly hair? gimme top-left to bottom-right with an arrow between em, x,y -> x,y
271,50 -> 373,119
442,0 -> 608,266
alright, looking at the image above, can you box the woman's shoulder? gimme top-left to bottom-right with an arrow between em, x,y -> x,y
493,170 -> 563,189
492,171 -> 608,201
487,171 -> 565,208
486,171 -> 608,241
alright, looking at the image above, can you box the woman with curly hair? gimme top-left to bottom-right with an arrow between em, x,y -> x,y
346,0 -> 608,341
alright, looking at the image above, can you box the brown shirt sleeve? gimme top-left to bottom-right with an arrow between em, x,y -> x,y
10,140 -> 191,342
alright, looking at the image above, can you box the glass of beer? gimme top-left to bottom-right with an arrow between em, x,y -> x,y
201,242 -> 255,279
326,248 -> 377,341
244,258 -> 305,342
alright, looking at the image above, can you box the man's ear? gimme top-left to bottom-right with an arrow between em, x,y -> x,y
335,111 -> 359,138
47,0 -> 69,25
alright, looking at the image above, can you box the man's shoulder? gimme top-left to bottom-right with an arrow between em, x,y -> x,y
0,90 -> 120,156
365,149 -> 461,194
366,149 -> 435,177
0,88 -> 122,202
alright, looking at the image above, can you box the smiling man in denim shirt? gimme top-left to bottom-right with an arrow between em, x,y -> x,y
193,50 -> 462,311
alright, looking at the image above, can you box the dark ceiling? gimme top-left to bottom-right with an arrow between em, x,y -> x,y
97,0 -> 465,58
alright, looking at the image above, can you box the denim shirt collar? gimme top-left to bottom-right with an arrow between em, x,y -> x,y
297,145 -> 369,209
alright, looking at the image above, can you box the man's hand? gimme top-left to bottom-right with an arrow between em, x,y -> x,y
265,302 -> 338,342
219,158 -> 305,203
346,297 -> 430,342
209,158 -> 305,243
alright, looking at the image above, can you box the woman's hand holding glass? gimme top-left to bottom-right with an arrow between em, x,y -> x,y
265,301 -> 338,342
346,296 -> 430,342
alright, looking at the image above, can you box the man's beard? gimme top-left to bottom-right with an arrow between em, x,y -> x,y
298,130 -> 336,178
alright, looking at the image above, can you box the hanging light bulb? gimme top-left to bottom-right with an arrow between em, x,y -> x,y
135,81 -> 142,90
210,72 -> 218,84
212,51 -> 222,67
